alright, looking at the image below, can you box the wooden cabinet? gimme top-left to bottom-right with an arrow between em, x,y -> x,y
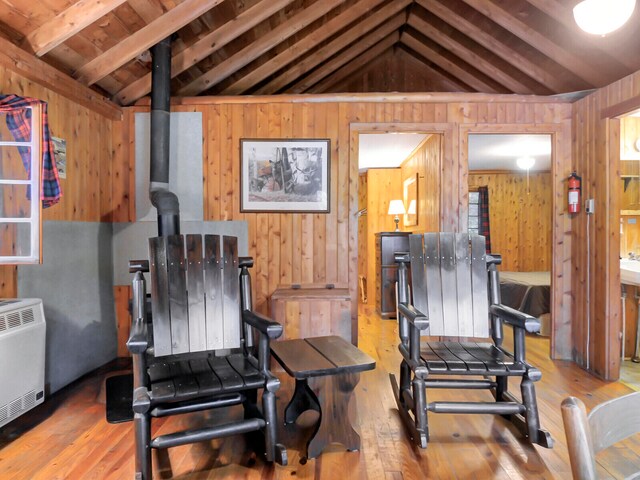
375,232 -> 410,319
270,284 -> 352,342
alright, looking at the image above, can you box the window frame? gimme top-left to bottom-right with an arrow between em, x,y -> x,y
0,104 -> 42,264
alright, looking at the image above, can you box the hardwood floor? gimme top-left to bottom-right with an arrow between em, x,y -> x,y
1,305 -> 639,479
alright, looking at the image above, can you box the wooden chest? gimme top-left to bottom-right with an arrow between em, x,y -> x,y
270,284 -> 352,342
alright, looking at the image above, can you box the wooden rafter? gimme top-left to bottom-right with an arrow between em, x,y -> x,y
254,2 -> 410,95
289,16 -> 404,93
417,0 -> 562,94
399,46 -> 472,92
0,36 -> 120,119
460,0 -> 608,87
114,0 -> 296,104
75,0 -> 225,86
128,0 -> 165,23
524,0 -> 638,71
178,0 -> 347,97
309,36 -> 398,93
222,0 -> 404,95
25,0 -> 129,57
407,13 -> 533,94
312,40 -> 468,94
400,31 -> 498,93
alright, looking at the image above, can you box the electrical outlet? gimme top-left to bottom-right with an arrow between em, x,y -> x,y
586,198 -> 595,214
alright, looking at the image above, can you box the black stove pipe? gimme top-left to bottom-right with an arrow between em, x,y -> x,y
150,36 -> 180,237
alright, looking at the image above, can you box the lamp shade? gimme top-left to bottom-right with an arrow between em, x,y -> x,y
407,199 -> 417,215
573,0 -> 636,35
388,199 -> 406,215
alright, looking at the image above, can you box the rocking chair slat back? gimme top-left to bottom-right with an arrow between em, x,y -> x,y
204,234 -> 223,350
186,234 -> 206,352
167,234 -> 189,354
149,234 -> 241,357
415,233 -> 489,338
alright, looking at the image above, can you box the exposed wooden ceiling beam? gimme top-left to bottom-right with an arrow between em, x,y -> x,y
307,35 -> 399,94
400,31 -> 497,93
399,46 -> 472,92
289,16 -> 404,93
254,3 -> 409,95
222,0 -> 406,95
407,14 -> 532,94
127,0 -> 165,23
417,0 -> 561,93
460,0 -> 608,86
524,0 -> 638,71
25,0 -> 129,57
114,0 -> 295,104
178,0 -> 347,96
75,0 -> 225,86
0,35 -> 121,119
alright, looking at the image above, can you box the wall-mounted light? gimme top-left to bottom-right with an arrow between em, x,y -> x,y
573,0 -> 636,35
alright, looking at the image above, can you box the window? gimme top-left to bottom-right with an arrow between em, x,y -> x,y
468,190 -> 480,235
0,105 -> 41,263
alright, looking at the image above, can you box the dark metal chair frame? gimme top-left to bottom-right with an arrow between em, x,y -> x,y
127,234 -> 287,480
390,232 -> 553,449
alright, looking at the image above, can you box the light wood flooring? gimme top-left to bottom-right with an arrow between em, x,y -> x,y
1,306 -> 639,479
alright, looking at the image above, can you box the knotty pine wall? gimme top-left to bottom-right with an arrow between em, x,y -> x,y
116,95 -> 573,354
468,171 -> 552,272
364,168 -> 402,306
0,68 -> 120,297
399,134 -> 441,233
572,70 -> 640,379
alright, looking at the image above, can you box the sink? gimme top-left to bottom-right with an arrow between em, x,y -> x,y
621,259 -> 640,286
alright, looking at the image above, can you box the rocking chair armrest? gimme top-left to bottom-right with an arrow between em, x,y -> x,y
242,309 -> 283,339
127,317 -> 149,354
398,303 -> 429,330
490,304 -> 540,333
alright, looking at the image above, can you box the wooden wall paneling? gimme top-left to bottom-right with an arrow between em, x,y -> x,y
358,172 -> 368,303
115,95 -> 573,357
279,104 -> 293,286
114,285 -> 131,357
364,168 -> 402,309
468,172 -> 552,272
325,102 -> 339,285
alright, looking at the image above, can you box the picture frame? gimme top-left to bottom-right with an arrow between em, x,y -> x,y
240,138 -> 330,212
403,174 -> 418,227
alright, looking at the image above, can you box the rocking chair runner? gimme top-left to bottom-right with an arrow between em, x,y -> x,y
390,232 -> 553,449
127,234 -> 287,480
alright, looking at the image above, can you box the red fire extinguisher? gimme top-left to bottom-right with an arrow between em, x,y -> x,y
568,172 -> 581,214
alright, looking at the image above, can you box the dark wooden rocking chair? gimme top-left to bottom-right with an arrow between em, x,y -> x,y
127,234 -> 287,480
390,232 -> 553,449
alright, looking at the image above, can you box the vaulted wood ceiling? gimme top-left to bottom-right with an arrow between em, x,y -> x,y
0,0 -> 638,106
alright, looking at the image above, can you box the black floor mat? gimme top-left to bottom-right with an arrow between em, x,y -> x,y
105,374 -> 133,423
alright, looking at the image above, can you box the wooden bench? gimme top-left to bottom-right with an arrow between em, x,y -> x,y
270,335 -> 375,460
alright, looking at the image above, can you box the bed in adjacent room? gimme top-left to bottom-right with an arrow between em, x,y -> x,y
499,271 -> 551,336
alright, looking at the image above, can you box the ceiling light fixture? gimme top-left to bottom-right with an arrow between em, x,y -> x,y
516,156 -> 535,170
573,0 -> 636,35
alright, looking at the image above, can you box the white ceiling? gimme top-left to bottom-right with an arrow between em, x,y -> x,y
468,134 -> 552,171
358,133 -> 427,170
358,133 -> 552,172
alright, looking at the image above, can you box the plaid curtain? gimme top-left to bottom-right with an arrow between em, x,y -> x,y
478,186 -> 491,253
0,94 -> 62,208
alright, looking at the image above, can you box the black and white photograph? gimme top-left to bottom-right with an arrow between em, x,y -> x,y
241,138 -> 330,212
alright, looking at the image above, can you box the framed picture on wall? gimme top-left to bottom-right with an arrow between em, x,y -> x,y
403,174 -> 418,227
240,138 -> 330,212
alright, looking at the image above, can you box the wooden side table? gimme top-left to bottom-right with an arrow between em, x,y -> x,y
270,335 -> 376,460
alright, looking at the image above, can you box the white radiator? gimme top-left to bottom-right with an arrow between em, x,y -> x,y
0,298 -> 46,428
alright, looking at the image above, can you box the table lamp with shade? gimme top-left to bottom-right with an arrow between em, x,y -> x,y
388,200 -> 406,232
